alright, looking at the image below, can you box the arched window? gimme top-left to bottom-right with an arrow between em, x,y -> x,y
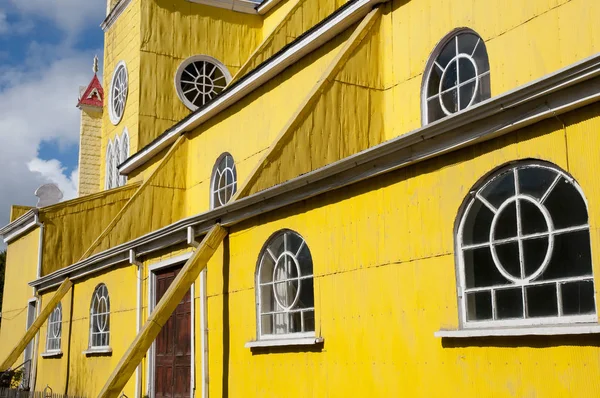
89,284 -> 110,347
105,140 -> 115,190
118,129 -> 129,186
175,55 -> 231,111
109,60 -> 128,125
45,303 -> 62,352
112,135 -> 121,188
456,161 -> 596,327
211,153 -> 237,209
422,29 -> 490,125
256,230 -> 315,338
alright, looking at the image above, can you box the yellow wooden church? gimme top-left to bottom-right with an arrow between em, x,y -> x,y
1,0 -> 600,396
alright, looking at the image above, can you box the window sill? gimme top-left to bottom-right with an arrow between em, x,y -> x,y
83,347 -> 113,356
245,336 -> 324,348
435,324 -> 600,338
41,351 -> 62,358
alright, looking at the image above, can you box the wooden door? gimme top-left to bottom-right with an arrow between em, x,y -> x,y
154,267 -> 192,398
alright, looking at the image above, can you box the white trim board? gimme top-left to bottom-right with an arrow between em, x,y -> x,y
101,0 -> 133,31
29,51 -> 600,292
256,0 -> 284,14
186,0 -> 261,14
0,209 -> 39,244
118,0 -> 388,176
435,324 -> 600,338
146,256 -> 194,398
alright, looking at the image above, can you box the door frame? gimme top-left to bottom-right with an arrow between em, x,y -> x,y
146,252 -> 195,398
24,297 -> 39,391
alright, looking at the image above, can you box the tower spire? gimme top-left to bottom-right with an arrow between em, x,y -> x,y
93,55 -> 99,75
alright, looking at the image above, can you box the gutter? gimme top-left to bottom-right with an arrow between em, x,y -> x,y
256,0 -> 284,14
118,0 -> 387,176
27,51 -> 600,292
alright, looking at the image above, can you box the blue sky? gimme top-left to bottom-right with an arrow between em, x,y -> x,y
0,0 -> 105,232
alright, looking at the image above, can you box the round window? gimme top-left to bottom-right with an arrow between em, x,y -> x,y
175,55 -> 231,111
109,61 -> 128,125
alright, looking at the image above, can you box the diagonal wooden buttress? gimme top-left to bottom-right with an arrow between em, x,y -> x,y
97,224 -> 228,398
0,278 -> 73,371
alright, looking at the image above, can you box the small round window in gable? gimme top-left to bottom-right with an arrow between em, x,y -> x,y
423,30 -> 490,124
175,55 -> 232,111
109,61 -> 128,125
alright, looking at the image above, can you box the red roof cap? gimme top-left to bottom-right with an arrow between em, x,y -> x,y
77,74 -> 104,108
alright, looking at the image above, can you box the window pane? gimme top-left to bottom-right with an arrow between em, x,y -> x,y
441,88 -> 458,114
427,97 -> 445,122
297,244 -> 313,277
466,291 -> 492,321
438,39 -> 456,68
459,81 -> 476,110
526,284 -> 558,318
538,230 -> 592,281
441,60 -> 458,92
520,200 -> 548,235
261,314 -> 273,335
481,170 -> 514,208
522,237 -> 549,277
303,310 -> 315,332
457,33 -> 480,56
289,312 -> 302,333
496,287 -> 523,319
260,285 -> 275,313
462,199 -> 494,245
494,201 -> 517,240
472,41 -> 490,72
561,280 -> 595,315
544,178 -> 588,228
259,255 -> 275,284
518,167 -> 556,201
464,247 -> 509,288
428,67 -> 442,97
494,242 -> 520,278
474,73 -> 491,103
458,58 -> 476,84
298,278 -> 315,309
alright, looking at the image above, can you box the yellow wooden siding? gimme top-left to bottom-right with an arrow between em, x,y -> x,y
0,231 -> 39,368
78,109 -> 103,196
9,205 -> 33,222
204,103 -> 600,398
137,0 -> 262,148
36,268 -> 138,397
101,0 -> 142,189
40,183 -> 140,276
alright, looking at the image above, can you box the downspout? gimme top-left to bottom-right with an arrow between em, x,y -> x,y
30,213 -> 44,392
129,250 -> 143,398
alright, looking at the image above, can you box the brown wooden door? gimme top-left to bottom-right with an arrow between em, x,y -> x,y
154,266 -> 192,398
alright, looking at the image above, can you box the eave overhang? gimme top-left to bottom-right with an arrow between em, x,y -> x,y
118,0 -> 388,176
30,51 -> 600,292
186,0 -> 261,14
0,209 -> 39,244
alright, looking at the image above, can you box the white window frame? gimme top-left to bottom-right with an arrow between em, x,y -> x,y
146,253 -> 195,398
89,283 -> 111,349
210,153 -> 237,209
255,230 -> 316,341
109,60 -> 128,125
45,303 -> 62,353
455,161 -> 597,329
421,28 -> 490,125
175,55 -> 232,111
112,134 -> 121,188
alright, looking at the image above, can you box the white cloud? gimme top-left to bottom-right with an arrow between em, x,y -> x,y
0,44 -> 102,233
6,0 -> 105,41
27,159 -> 78,201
